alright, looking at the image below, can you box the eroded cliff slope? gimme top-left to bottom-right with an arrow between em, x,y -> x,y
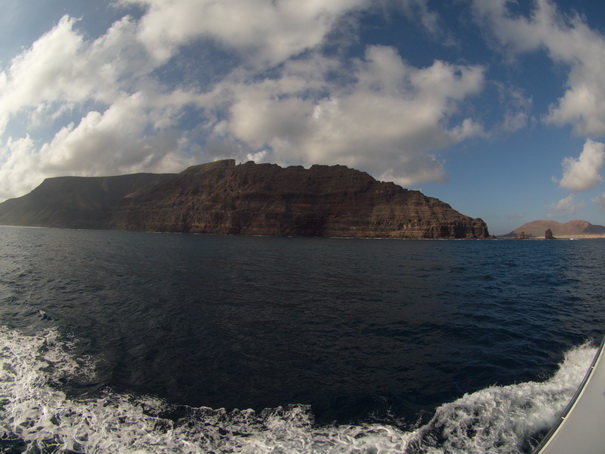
110,160 -> 489,238
0,160 -> 489,238
0,173 -> 175,229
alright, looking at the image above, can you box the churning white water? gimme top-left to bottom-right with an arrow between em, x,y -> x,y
0,326 -> 595,453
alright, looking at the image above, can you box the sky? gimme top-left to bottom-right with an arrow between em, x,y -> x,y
1,1 -> 605,235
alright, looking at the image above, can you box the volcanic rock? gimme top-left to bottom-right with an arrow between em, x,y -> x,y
0,173 -> 175,229
0,160 -> 489,239
110,160 -> 488,238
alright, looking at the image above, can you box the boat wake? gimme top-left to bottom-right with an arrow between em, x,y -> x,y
0,326 -> 595,453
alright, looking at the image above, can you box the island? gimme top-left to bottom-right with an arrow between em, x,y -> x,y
505,220 -> 605,239
0,159 -> 489,239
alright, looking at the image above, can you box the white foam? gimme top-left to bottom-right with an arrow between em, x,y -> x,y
0,326 -> 596,453
410,342 -> 597,453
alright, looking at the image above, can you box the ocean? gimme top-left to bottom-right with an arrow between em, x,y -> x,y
0,226 -> 603,453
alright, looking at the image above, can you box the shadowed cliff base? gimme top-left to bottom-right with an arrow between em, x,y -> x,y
0,160 -> 489,239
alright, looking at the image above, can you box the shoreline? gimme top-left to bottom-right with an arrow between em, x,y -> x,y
499,234 -> 605,240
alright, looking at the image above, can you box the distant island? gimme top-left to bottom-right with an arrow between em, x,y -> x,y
0,159 -> 489,239
504,220 -> 605,239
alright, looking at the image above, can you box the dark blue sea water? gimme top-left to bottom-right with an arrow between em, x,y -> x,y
1,226 -> 604,453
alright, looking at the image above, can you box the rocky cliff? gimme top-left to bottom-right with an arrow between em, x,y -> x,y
0,173 -> 176,229
0,160 -> 489,239
111,160 -> 489,238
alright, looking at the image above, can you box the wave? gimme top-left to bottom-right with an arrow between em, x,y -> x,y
0,326 -> 595,453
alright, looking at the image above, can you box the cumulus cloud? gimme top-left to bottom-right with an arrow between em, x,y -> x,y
471,0 -> 605,136
0,14 -> 198,199
0,136 -> 42,199
397,0 -> 458,46
494,84 -> 533,133
0,15 -> 152,135
0,96 -> 195,200
0,0 -> 488,201
1,1 -> 380,200
0,16 -> 86,134
558,139 -> 605,191
549,194 -> 584,216
223,46 -> 485,185
120,0 -> 369,66
39,95 -> 191,174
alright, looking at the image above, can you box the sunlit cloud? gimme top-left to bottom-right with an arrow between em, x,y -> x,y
2,0 -> 604,238
558,139 -> 605,192
0,13 -> 200,199
119,0 -> 369,67
471,0 -> 605,137
0,1 -> 490,201
220,46 -> 485,186
548,193 -> 584,216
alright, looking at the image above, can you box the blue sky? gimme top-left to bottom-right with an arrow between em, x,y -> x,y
1,1 -> 605,235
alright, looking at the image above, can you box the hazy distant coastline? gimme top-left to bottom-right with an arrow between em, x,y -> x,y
504,219 -> 605,239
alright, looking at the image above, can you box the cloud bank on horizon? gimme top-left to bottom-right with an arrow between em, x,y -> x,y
1,0 -> 605,231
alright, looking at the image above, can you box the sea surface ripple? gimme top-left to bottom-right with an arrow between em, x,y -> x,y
1,226 -> 604,453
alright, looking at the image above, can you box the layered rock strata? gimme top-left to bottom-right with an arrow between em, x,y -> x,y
110,160 -> 489,239
0,159 -> 489,238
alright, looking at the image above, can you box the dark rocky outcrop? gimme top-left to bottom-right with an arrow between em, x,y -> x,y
544,228 -> 556,240
0,160 -> 489,239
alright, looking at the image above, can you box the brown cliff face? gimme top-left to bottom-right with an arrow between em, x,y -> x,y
111,160 -> 489,239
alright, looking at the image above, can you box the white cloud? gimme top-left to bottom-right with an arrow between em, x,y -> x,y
559,139 -> 605,191
0,16 -> 84,134
471,0 -> 605,137
0,94 -> 195,200
0,14 -> 201,199
0,2 -> 379,201
223,46 -> 486,186
120,0 -> 369,67
39,94 -> 190,174
549,194 -> 584,216
397,0 -> 457,46
0,15 -> 152,135
0,1 -> 488,201
0,136 -> 42,200
494,83 -> 533,133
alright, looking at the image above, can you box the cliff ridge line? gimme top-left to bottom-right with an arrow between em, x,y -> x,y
0,160 -> 490,239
